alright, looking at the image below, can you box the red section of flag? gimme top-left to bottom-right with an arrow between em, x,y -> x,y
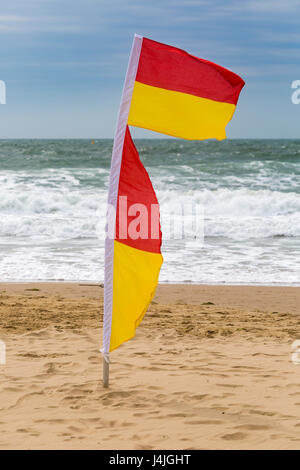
136,37 -> 245,105
115,126 -> 162,254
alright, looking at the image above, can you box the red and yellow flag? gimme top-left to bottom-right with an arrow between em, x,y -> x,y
128,38 -> 245,140
110,127 -> 163,351
103,35 -> 244,356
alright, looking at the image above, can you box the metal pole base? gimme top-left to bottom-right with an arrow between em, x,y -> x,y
103,356 -> 109,388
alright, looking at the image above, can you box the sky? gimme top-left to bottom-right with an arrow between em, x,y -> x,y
0,0 -> 300,138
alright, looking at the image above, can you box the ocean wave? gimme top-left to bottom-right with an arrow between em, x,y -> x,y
204,214 -> 300,239
0,139 -> 299,283
0,187 -> 299,240
158,188 -> 300,218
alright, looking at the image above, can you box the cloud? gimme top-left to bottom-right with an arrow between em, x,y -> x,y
0,13 -> 85,33
173,0 -> 300,19
245,0 -> 300,12
259,31 -> 300,44
0,0 -> 299,137
0,15 -> 29,22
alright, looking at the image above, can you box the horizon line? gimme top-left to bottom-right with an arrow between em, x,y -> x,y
0,137 -> 300,141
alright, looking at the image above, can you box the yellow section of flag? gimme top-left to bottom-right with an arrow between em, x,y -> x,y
110,240 -> 163,351
128,81 -> 236,140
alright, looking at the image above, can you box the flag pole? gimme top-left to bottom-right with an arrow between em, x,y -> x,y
102,34 -> 143,388
103,357 -> 109,388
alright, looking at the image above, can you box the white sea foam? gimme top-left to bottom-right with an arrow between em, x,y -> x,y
1,185 -> 299,240
0,139 -> 299,284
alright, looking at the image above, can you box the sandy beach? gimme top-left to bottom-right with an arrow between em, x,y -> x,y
0,282 -> 300,450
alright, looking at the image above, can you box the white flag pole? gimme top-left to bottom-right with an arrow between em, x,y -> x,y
102,34 -> 143,388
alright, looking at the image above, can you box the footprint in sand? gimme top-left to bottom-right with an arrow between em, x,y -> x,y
186,419 -> 223,425
9,391 -> 45,410
236,424 -> 270,431
222,432 -> 247,440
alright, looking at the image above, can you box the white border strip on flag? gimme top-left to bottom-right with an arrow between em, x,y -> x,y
102,34 -> 143,355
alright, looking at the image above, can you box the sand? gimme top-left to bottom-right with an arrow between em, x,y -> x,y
0,282 -> 300,450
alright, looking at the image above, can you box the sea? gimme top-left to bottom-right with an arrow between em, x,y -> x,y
0,138 -> 299,285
